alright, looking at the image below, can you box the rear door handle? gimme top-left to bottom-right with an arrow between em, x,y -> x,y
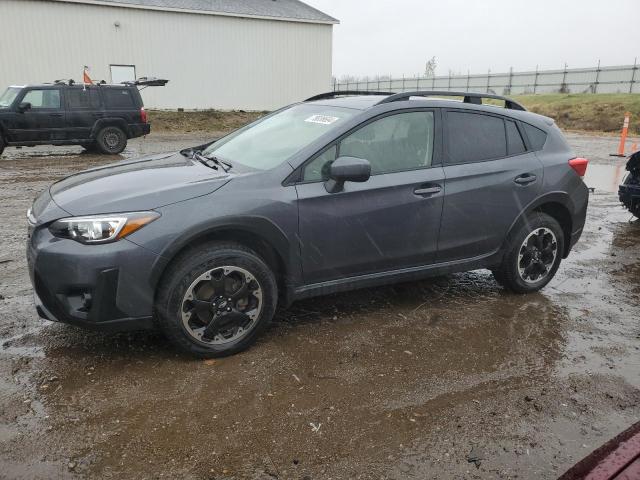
48,113 -> 63,117
414,185 -> 442,196
514,174 -> 537,186
93,113 -> 105,117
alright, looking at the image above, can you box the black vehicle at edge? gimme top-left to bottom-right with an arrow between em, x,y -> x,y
0,81 -> 151,155
619,149 -> 640,218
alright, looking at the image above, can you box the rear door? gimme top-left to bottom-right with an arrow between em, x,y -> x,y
437,110 -> 544,262
11,87 -> 65,142
103,87 -> 140,126
64,87 -> 103,140
295,109 -> 445,285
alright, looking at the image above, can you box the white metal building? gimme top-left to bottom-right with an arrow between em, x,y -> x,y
0,0 -> 337,110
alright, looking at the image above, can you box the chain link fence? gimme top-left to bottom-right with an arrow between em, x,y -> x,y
333,61 -> 640,95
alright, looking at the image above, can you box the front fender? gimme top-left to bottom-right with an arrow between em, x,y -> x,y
145,215 -> 300,303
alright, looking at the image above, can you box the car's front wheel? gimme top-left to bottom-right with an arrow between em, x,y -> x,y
95,126 -> 127,154
155,242 -> 278,357
0,133 -> 5,156
493,213 -> 564,293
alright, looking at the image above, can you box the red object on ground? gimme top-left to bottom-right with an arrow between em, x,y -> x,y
558,422 -> 640,480
569,157 -> 589,178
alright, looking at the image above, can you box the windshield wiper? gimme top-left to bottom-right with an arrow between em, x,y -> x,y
205,154 -> 232,172
181,148 -> 230,172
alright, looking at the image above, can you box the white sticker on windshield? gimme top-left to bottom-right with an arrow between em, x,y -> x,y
305,114 -> 340,125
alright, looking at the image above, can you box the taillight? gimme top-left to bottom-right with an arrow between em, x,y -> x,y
569,157 -> 588,178
140,107 -> 148,124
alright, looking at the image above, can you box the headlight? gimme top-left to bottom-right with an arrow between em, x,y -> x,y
49,211 -> 160,244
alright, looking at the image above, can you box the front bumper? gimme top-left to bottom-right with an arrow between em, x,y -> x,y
27,224 -> 166,332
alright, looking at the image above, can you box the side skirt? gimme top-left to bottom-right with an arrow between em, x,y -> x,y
291,251 -> 502,302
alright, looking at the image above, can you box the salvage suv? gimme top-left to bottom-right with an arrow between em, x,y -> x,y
26,91 -> 590,357
0,80 -> 156,155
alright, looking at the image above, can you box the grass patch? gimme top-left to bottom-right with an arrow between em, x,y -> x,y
513,94 -> 640,134
146,94 -> 640,136
148,110 -> 266,134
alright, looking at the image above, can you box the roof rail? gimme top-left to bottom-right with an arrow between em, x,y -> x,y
305,90 -> 396,102
375,91 -> 527,111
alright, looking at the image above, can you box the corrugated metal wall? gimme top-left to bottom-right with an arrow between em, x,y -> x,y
0,0 -> 333,110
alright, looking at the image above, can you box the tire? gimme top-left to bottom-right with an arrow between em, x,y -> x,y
95,126 -> 127,154
0,133 -> 5,156
493,213 -> 565,294
155,242 -> 278,358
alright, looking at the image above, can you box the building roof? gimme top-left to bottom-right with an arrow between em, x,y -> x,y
51,0 -> 339,24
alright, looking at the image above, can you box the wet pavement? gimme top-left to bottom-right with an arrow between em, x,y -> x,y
0,132 -> 639,479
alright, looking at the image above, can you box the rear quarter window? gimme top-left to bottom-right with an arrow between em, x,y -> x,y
446,111 -> 507,164
522,123 -> 548,151
103,88 -> 136,109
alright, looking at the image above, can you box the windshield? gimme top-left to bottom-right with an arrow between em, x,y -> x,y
0,87 -> 21,108
202,104 -> 357,170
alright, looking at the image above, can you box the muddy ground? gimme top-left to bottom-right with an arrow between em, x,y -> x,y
0,132 -> 639,480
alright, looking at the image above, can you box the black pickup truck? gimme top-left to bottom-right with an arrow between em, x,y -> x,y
619,150 -> 640,218
0,79 -> 165,155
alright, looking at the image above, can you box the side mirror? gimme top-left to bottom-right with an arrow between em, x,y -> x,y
325,156 -> 371,193
18,102 -> 31,113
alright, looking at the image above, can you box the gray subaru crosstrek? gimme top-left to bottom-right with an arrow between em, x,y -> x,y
26,91 -> 589,357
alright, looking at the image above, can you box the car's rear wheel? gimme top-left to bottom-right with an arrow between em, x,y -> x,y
0,133 -> 5,156
493,213 -> 564,293
155,242 -> 278,357
96,126 -> 127,154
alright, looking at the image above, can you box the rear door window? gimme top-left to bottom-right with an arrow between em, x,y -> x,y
67,89 -> 101,109
506,120 -> 527,156
103,88 -> 136,109
445,111 -> 507,164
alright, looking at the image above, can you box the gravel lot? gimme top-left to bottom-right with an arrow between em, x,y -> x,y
0,132 -> 638,479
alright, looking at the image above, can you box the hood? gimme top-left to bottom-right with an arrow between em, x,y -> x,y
50,152 -> 231,215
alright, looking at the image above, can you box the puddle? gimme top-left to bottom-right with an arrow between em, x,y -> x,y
584,163 -> 628,193
0,131 -> 639,479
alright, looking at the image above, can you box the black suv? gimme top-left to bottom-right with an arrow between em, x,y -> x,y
619,150 -> 640,218
0,82 -> 150,155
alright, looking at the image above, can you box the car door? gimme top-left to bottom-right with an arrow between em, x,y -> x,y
295,109 -> 445,285
11,88 -> 65,142
437,110 -> 544,262
64,87 -> 103,140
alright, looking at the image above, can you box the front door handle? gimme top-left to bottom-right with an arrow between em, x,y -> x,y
48,113 -> 63,117
514,174 -> 537,186
414,185 -> 442,196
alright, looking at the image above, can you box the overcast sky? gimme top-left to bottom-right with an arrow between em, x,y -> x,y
305,0 -> 640,79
